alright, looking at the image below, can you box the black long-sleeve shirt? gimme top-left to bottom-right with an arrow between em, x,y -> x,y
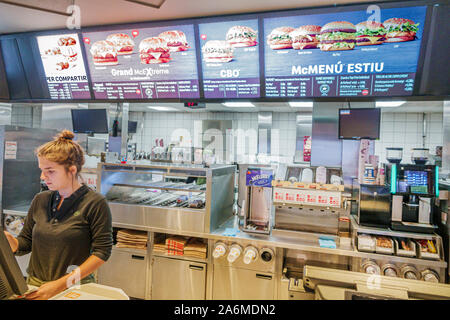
16,185 -> 113,283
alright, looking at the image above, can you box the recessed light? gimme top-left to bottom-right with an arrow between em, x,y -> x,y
147,106 -> 178,111
375,101 -> 406,108
222,102 -> 255,108
289,102 -> 313,108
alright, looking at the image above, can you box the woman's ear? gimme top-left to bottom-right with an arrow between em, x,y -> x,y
69,165 -> 78,176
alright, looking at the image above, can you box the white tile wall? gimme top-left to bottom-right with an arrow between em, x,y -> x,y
11,105 -> 42,128
131,110 -> 444,166
375,112 -> 443,164
129,111 -> 300,160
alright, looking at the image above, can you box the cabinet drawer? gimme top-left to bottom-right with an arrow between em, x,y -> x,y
151,256 -> 206,300
97,248 -> 147,299
213,265 -> 275,300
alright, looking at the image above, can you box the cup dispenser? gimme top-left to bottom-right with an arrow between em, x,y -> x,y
241,167 -> 274,235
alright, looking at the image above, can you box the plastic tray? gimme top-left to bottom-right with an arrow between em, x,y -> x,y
416,240 -> 440,260
357,234 -> 376,253
394,238 -> 417,258
375,237 -> 394,255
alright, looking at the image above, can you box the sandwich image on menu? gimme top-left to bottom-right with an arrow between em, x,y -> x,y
225,25 -> 258,47
198,18 -> 260,98
138,37 -> 171,64
266,27 -> 295,49
383,18 -> 418,42
263,5 -> 426,98
290,25 -> 321,50
355,21 -> 386,46
317,21 -> 357,51
202,40 -> 234,63
90,40 -> 119,66
82,24 -> 200,99
106,33 -> 135,55
158,30 -> 189,52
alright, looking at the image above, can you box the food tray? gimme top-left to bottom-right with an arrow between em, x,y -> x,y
416,239 -> 440,260
375,237 -> 394,255
394,238 -> 416,258
357,234 -> 376,253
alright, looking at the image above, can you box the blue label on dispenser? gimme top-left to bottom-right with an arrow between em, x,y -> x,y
246,169 -> 273,187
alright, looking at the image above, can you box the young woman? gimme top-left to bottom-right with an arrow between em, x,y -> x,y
4,130 -> 113,300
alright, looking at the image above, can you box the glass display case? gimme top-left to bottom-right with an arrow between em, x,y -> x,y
97,162 -> 236,233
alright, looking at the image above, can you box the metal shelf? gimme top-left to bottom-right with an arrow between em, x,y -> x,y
151,251 -> 207,264
112,183 -> 206,193
351,215 -> 439,240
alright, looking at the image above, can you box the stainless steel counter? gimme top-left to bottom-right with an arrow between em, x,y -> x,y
112,216 -> 447,270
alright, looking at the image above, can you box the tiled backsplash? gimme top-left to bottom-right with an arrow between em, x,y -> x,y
128,111 -> 298,160
11,105 -> 42,128
8,105 -> 444,167
375,112 -> 443,164
129,110 -> 443,165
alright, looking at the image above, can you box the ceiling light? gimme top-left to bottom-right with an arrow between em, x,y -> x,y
222,102 -> 255,108
147,106 -> 178,111
289,102 -> 313,108
375,101 -> 406,108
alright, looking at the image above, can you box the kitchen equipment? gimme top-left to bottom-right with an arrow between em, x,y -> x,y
212,240 -> 277,300
386,163 -> 439,233
412,148 -> 429,165
241,167 -> 274,235
386,147 -> 403,164
358,184 -> 391,228
98,162 -> 235,233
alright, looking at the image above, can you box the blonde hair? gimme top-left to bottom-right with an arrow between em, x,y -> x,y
36,130 -> 85,177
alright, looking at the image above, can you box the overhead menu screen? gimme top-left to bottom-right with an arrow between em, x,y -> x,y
264,6 -> 427,98
37,34 -> 90,99
198,19 -> 260,98
82,24 -> 200,99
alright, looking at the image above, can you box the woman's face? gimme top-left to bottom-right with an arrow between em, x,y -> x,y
38,157 -> 75,191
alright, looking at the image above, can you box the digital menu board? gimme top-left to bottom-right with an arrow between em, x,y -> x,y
264,6 -> 427,98
198,19 -> 260,98
82,24 -> 200,99
37,34 -> 91,99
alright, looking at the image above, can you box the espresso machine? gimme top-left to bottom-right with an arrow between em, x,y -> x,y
241,167 -> 274,235
385,163 -> 439,233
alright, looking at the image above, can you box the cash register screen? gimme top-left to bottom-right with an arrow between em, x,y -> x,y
402,170 -> 428,194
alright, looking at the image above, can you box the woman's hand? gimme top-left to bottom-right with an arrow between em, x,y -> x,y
25,279 -> 66,300
3,231 -> 18,253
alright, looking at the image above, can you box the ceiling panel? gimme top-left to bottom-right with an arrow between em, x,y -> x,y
0,0 -> 379,34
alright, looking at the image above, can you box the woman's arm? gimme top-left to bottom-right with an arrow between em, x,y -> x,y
25,255 -> 106,300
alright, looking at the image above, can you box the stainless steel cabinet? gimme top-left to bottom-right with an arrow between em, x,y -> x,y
97,247 -> 147,299
151,256 -> 206,300
212,265 -> 275,300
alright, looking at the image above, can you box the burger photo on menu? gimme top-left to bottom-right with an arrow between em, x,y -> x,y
383,18 -> 419,42
202,40 -> 234,63
289,25 -> 321,50
267,26 -> 295,49
355,21 -> 386,46
158,30 -> 189,52
90,40 -> 119,66
139,37 -> 171,64
106,33 -> 135,55
225,25 -> 258,47
318,21 -> 357,51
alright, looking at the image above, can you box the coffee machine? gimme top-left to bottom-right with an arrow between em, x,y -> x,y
241,167 -> 274,235
385,163 -> 439,233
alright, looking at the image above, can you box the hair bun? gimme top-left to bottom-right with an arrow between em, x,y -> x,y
57,130 -> 75,141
